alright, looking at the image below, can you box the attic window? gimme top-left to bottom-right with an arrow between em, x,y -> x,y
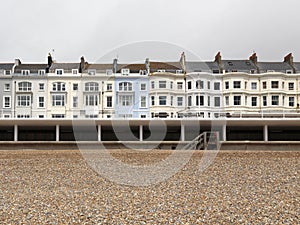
228,62 -> 233,66
106,70 -> 113,75
250,69 -> 255,74
286,70 -> 293,74
176,70 -> 183,74
157,69 -> 166,72
5,70 -> 11,75
139,70 -> 147,75
213,70 -> 219,74
267,70 -> 275,73
21,70 -> 30,75
72,69 -> 78,74
56,69 -> 64,75
38,70 -> 45,75
231,70 -> 238,72
245,61 -> 251,66
121,68 -> 130,75
88,70 -> 96,75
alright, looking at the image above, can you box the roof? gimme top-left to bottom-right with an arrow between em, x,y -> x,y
257,62 -> 293,73
84,64 -> 113,72
293,62 -> 300,73
116,63 -> 146,73
186,61 -> 218,73
49,63 -> 80,72
14,64 -> 48,73
149,61 -> 182,73
221,60 -> 258,73
0,63 -> 14,71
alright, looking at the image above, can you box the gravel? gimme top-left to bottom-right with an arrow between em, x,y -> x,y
0,150 -> 299,224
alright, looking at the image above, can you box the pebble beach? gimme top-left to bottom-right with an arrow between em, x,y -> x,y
0,150 -> 299,224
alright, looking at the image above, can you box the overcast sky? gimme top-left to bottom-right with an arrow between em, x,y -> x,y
0,0 -> 299,63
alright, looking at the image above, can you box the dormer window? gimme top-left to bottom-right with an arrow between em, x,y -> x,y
5,70 -> 11,75
106,70 -> 113,75
286,70 -> 293,74
139,70 -> 147,75
157,69 -> 166,73
72,69 -> 78,75
88,70 -> 96,75
176,70 -> 183,74
267,70 -> 275,73
245,61 -> 251,66
228,62 -> 233,66
38,70 -> 45,75
56,69 -> 64,75
21,70 -> 30,76
250,69 -> 255,74
121,68 -> 130,75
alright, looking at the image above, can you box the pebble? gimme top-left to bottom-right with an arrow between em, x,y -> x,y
0,150 -> 299,224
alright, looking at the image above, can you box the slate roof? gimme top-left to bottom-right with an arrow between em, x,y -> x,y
49,63 -> 80,73
14,64 -> 48,73
0,63 -> 15,71
257,62 -> 294,73
293,62 -> 300,73
186,61 -> 218,73
149,61 -> 183,73
221,60 -> 258,73
84,64 -> 113,73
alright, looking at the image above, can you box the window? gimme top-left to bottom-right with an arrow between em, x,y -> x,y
262,82 -> 267,89
18,82 -> 32,91
225,81 -> 229,89
121,68 -> 130,75
245,82 -> 248,89
85,95 -> 98,106
195,96 -> 204,106
106,70 -> 113,75
39,83 -> 45,91
271,81 -> 279,88
119,82 -> 132,91
207,81 -> 211,89
176,70 -> 182,74
225,96 -> 229,106
3,96 -> 11,108
177,96 -> 183,106
140,83 -> 146,91
119,95 -> 133,106
288,83 -> 294,90
251,82 -> 257,90
289,97 -> 295,107
151,81 -> 155,89
207,96 -> 210,106
252,97 -> 257,106
234,96 -> 241,105
106,96 -> 112,107
140,114 -> 146,118
283,96 -> 285,105
159,81 -> 167,89
214,97 -> 220,107
159,96 -> 167,105
38,97 -> 45,108
139,70 -> 147,75
5,70 -> 11,75
85,82 -> 99,92
17,95 -> 31,107
56,69 -> 64,75
233,81 -> 241,89
73,97 -> 78,108
263,96 -> 267,106
52,114 -> 65,118
17,115 -> 30,118
140,96 -> 146,108
72,69 -> 78,75
4,83 -> 10,91
245,96 -> 248,105
187,81 -> 192,90
271,96 -> 279,106
21,70 -> 30,75
188,96 -> 192,107
170,96 -> 173,106
107,83 -> 112,91
38,70 -> 45,75
73,83 -> 78,91
88,70 -> 96,75
170,81 -> 173,89
282,82 -> 285,89
151,96 -> 155,106
177,82 -> 183,90
52,95 -> 65,106
196,80 -> 204,89
52,82 -> 66,91
214,82 -> 220,90
286,70 -> 293,74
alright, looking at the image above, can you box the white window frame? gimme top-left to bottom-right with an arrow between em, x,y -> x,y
118,82 -> 132,91
107,83 -> 112,91
21,70 -> 30,76
18,82 -> 32,91
140,96 -> 147,108
55,69 -> 64,75
4,83 -> 10,91
106,96 -> 112,107
52,82 -> 66,92
85,94 -> 98,106
121,68 -> 130,75
140,83 -> 146,91
38,96 -> 45,108
3,96 -> 11,108
17,95 -> 31,107
52,94 -> 65,106
38,70 -> 45,75
159,96 -> 167,106
159,81 -> 167,89
85,82 -> 99,92
72,69 -> 78,75
177,96 -> 183,106
73,96 -> 78,108
39,83 -> 45,91
119,95 -> 133,106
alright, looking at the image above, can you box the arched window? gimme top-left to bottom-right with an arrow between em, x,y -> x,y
52,82 -> 66,91
85,82 -> 99,91
18,82 -> 32,91
119,82 -> 132,91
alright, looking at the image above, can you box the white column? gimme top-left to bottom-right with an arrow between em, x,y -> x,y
14,125 -> 18,142
56,125 -> 60,142
264,125 -> 268,141
181,124 -> 185,141
98,125 -> 101,141
222,124 -> 227,141
139,125 -> 143,141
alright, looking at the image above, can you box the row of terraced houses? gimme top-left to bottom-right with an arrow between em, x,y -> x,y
1,52 -> 300,120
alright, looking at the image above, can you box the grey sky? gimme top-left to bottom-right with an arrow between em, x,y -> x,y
0,0 -> 299,63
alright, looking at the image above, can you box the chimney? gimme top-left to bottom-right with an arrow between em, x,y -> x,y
14,59 -> 21,66
145,58 -> 150,74
249,53 -> 258,64
113,58 -> 118,73
179,52 -> 186,72
48,53 -> 53,67
284,53 -> 293,65
214,52 -> 222,73
79,56 -> 85,73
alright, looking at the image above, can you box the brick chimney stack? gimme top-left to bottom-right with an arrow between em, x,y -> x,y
284,53 -> 293,65
249,53 -> 258,64
214,52 -> 222,73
